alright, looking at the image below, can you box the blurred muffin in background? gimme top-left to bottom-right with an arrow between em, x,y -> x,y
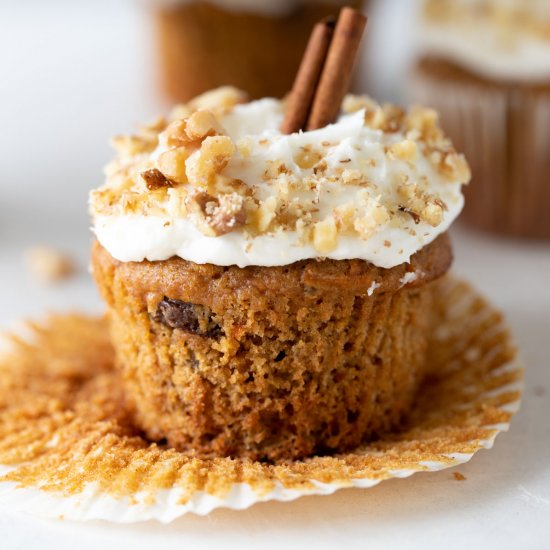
411,0 -> 550,239
152,0 -> 363,101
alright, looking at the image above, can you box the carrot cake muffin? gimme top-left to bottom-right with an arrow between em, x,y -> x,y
152,0 -> 363,101
411,0 -> 550,239
90,87 -> 470,461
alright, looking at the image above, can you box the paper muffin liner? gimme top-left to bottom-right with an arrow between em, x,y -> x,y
0,276 -> 522,523
411,59 -> 550,239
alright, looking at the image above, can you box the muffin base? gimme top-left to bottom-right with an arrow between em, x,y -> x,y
412,57 -> 550,240
92,235 -> 452,461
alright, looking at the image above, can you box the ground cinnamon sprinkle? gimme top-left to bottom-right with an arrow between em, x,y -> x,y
0,278 -> 520,507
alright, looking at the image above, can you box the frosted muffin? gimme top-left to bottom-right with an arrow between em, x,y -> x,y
412,0 -> 550,239
152,0 -> 363,101
90,87 -> 470,461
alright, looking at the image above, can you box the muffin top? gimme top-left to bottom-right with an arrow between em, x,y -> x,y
90,87 -> 470,269
419,0 -> 550,82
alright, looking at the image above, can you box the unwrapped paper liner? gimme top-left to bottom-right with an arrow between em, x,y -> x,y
0,277 -> 522,523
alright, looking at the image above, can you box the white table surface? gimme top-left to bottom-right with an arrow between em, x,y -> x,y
1,1 -> 549,549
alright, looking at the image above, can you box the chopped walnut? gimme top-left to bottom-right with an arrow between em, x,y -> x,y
342,94 -> 378,114
353,192 -> 390,239
295,217 -> 313,245
213,176 -> 252,197
429,148 -> 471,182
186,190 -> 246,236
293,146 -> 323,169
313,217 -> 338,254
405,107 -> 444,145
25,247 -> 75,283
141,168 -> 175,191
163,109 -> 224,148
333,203 -> 356,233
163,120 -> 192,148
388,140 -> 418,162
236,138 -> 253,158
398,181 -> 447,226
111,135 -> 156,156
253,196 -> 278,233
381,104 -> 406,132
186,110 -> 225,140
186,136 -> 236,188
188,86 -> 247,114
157,147 -> 191,185
263,160 -> 290,180
169,104 -> 192,121
138,116 -> 167,143
342,169 -> 368,186
363,103 -> 406,133
423,0 -> 550,43
364,107 -> 386,130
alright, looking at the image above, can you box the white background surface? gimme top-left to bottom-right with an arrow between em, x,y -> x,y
0,1 -> 549,549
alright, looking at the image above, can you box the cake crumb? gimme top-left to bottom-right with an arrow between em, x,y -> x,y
453,472 -> 466,481
25,247 -> 76,283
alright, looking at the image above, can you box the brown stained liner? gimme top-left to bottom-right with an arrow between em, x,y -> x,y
0,277 -> 521,508
412,57 -> 550,240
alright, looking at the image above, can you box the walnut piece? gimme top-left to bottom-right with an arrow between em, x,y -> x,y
405,107 -> 443,146
313,217 -> 338,254
342,94 -> 378,114
111,135 -> 156,156
186,136 -> 236,188
397,181 -> 447,226
186,190 -> 246,236
188,86 -> 248,114
157,147 -> 191,185
163,109 -> 224,148
186,110 -> 225,140
25,247 -> 75,283
141,168 -> 175,191
388,139 -> 418,162
429,148 -> 471,182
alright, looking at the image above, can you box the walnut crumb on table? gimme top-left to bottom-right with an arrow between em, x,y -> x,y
24,247 -> 76,283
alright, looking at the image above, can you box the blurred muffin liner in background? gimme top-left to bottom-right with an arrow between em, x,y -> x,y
411,0 -> 550,240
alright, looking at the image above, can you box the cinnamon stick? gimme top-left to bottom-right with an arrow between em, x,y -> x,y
280,17 -> 335,135
306,8 -> 367,130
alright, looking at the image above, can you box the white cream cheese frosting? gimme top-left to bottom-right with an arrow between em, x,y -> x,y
90,87 -> 470,269
418,0 -> 550,82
